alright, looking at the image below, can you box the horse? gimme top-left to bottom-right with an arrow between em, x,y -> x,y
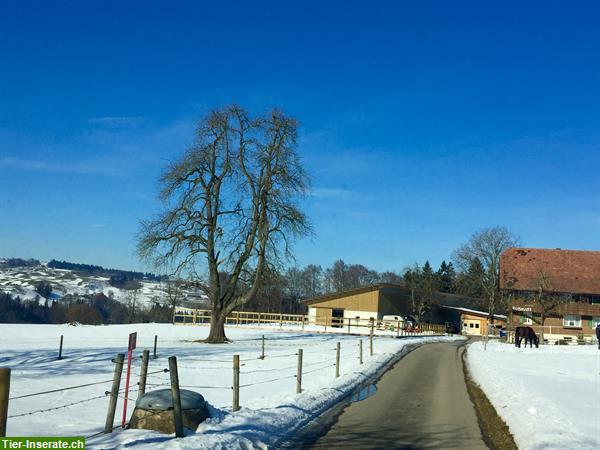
515,326 -> 539,348
596,324 -> 600,350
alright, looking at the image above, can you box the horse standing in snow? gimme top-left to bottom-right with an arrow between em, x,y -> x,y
515,326 -> 539,348
596,324 -> 600,350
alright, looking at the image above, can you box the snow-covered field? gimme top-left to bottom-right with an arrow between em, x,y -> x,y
1,323 -> 460,448
467,340 -> 600,450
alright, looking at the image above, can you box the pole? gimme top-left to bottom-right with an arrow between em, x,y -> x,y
233,355 -> 240,412
280,313 -> 283,329
58,335 -> 64,360
347,318 -> 351,333
121,350 -> 133,428
168,356 -> 184,438
396,320 -> 400,338
369,325 -> 374,357
153,335 -> 158,359
139,350 -> 149,396
104,353 -> 124,433
302,315 -> 305,331
261,335 -> 265,359
296,349 -> 303,394
359,340 -> 363,365
335,342 -> 340,378
0,368 -> 10,437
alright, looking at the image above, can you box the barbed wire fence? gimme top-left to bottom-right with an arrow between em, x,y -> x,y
0,330 -> 398,441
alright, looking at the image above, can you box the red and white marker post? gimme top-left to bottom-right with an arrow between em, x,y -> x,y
121,332 -> 137,428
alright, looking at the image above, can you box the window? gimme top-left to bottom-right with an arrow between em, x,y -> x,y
475,323 -> 480,328
469,323 -> 474,328
563,314 -> 582,328
592,317 -> 600,328
520,311 -> 533,325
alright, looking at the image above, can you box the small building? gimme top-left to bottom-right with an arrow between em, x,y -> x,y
440,305 -> 507,336
499,247 -> 600,343
303,283 -> 477,327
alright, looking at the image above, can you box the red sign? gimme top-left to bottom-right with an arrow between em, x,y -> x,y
122,332 -> 137,427
128,332 -> 137,351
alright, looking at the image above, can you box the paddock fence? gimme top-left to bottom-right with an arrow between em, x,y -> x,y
173,308 -> 446,337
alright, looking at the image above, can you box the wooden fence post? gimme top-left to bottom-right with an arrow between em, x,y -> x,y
233,355 -> 240,412
280,313 -> 283,329
139,350 -> 149,396
347,318 -> 351,333
58,335 -> 64,360
260,335 -> 265,360
359,340 -> 363,365
335,342 -> 341,378
236,311 -> 240,326
153,335 -> 158,359
302,316 -> 305,331
168,356 -> 184,438
369,326 -> 374,357
258,312 -> 261,326
104,353 -> 125,433
0,368 -> 10,437
296,349 -> 303,394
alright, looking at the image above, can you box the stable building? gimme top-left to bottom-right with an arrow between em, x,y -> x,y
303,283 -> 478,327
500,247 -> 600,343
440,306 -> 507,336
303,284 -> 408,325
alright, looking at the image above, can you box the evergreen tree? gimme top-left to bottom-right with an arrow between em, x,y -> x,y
437,261 -> 456,293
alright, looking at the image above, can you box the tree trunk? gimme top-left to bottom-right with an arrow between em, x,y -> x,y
205,308 -> 228,343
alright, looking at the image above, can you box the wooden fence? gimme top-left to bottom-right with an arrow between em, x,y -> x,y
173,308 -> 446,336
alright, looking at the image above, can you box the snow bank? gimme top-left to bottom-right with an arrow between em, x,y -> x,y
1,323 -> 461,448
467,340 -> 600,450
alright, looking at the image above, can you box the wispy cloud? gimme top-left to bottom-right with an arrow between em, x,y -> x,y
0,156 -> 112,175
88,116 -> 147,128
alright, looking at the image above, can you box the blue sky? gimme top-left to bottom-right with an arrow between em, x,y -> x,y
1,1 -> 599,273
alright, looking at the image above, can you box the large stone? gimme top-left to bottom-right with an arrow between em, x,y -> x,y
128,389 -> 209,434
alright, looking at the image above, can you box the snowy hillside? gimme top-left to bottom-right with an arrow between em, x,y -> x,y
0,261 -> 207,308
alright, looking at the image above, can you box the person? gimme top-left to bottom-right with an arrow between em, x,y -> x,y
596,324 -> 600,350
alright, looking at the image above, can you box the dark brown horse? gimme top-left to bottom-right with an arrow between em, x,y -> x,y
515,326 -> 539,348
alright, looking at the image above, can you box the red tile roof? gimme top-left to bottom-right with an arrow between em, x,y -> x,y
499,248 -> 600,295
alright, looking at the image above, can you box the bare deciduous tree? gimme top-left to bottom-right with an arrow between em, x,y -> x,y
138,105 -> 310,343
452,226 -> 520,321
533,270 -> 568,345
163,277 -> 185,324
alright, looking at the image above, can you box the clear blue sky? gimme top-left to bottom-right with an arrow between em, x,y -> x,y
1,1 -> 599,273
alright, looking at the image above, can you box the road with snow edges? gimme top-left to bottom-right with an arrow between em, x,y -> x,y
308,340 -> 487,449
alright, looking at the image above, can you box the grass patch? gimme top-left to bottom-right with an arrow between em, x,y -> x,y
462,348 -> 518,450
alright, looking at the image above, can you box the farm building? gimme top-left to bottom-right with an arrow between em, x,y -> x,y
303,283 -> 477,327
439,305 -> 507,336
500,247 -> 600,343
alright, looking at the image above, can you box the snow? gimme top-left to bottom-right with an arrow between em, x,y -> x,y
467,340 -> 600,450
1,323 -> 462,448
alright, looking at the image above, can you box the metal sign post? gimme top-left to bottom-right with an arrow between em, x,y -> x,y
121,332 -> 137,428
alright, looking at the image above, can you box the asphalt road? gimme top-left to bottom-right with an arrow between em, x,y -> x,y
307,340 -> 488,450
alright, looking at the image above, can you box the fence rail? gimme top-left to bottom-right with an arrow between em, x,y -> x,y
173,308 -> 447,336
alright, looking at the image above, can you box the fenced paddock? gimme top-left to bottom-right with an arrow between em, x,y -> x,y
173,308 -> 446,337
0,323 -> 453,443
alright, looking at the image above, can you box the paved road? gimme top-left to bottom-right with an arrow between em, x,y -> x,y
308,341 -> 487,450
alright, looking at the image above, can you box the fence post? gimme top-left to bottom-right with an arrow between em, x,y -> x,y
153,335 -> 158,359
347,318 -> 351,333
296,349 -> 303,394
396,321 -> 400,338
280,313 -> 283,328
302,316 -> 305,331
233,355 -> 240,412
0,368 -> 10,438
359,340 -> 363,364
139,350 -> 149,396
260,335 -> 265,360
335,342 -> 341,378
168,356 -> 184,438
104,353 -> 125,433
369,326 -> 374,357
237,311 -> 240,327
258,312 -> 261,326
58,335 -> 64,360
